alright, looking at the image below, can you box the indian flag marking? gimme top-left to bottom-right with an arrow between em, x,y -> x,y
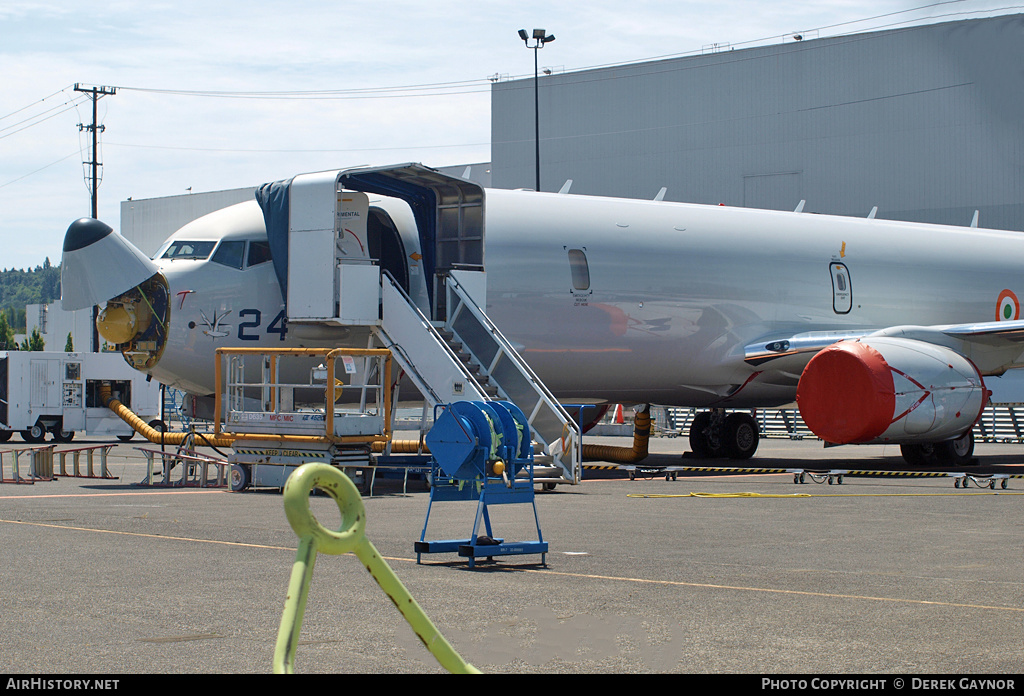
997,289 -> 1019,321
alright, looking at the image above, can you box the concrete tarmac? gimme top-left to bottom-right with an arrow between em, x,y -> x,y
1,435 -> 1021,675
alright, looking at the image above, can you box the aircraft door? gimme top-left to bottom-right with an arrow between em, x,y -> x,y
830,262 -> 852,314
368,208 -> 409,294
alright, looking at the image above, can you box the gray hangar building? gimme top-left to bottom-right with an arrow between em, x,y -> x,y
490,14 -> 1024,233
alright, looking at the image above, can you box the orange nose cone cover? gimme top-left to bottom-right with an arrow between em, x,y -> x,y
796,341 -> 895,444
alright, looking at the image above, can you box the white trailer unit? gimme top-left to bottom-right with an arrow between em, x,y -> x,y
0,351 -> 162,443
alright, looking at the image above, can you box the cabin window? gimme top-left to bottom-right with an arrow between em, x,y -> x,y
247,241 -> 272,267
211,240 -> 245,269
161,241 -> 216,261
830,262 -> 852,314
568,249 -> 591,291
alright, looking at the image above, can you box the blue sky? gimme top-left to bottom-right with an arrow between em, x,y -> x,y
1,1 -> 1016,271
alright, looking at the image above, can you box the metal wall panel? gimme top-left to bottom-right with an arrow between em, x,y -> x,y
492,15 -> 1024,231
120,188 -> 257,256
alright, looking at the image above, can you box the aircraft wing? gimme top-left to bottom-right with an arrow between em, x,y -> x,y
745,320 -> 1024,376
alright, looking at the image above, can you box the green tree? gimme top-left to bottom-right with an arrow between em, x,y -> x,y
0,312 -> 14,350
20,327 -> 45,351
65,332 -> 74,351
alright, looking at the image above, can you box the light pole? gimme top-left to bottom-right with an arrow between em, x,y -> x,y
519,28 -> 555,192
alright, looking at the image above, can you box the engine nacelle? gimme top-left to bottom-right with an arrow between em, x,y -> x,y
796,337 -> 988,445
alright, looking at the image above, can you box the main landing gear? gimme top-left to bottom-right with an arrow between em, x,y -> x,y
689,409 -> 759,460
900,429 -> 975,467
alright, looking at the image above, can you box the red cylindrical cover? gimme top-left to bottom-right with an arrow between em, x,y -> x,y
796,341 -> 895,444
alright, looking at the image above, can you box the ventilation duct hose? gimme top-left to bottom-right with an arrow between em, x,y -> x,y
100,383 -> 236,448
580,405 -> 651,464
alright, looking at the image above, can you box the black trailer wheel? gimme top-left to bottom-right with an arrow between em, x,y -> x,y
230,464 -> 251,492
21,423 -> 46,443
52,425 -> 74,443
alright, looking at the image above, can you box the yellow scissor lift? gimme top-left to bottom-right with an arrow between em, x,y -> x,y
214,347 -> 395,492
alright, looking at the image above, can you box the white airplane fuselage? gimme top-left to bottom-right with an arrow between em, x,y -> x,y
137,188 -> 1023,411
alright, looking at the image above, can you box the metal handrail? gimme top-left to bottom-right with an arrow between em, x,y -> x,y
377,272 -> 492,403
445,274 -> 580,482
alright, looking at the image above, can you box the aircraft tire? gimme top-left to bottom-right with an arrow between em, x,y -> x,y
935,430 -> 975,466
688,412 -> 721,458
900,443 -> 936,467
724,413 -> 759,460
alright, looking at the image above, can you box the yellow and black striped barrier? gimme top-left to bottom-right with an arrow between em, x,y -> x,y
615,463 -> 1022,489
628,490 -> 1024,498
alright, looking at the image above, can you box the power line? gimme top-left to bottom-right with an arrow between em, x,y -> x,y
0,86 -> 79,123
115,80 -> 493,101
0,151 -> 80,190
103,140 -> 490,154
0,97 -> 88,140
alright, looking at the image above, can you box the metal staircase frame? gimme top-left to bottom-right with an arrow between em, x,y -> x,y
444,272 -> 581,484
334,164 -> 580,484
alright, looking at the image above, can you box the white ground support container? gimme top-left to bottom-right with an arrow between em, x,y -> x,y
0,351 -> 163,443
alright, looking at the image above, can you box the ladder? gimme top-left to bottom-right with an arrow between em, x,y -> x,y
274,164 -> 581,484
374,272 -> 580,485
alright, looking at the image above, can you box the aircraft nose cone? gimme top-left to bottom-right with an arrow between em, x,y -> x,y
60,218 -> 160,311
63,218 -> 114,252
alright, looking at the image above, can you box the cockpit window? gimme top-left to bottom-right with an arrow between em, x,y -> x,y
211,240 -> 245,269
161,241 -> 216,260
247,241 -> 272,267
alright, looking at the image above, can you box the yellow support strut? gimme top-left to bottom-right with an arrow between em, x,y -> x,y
273,463 -> 480,674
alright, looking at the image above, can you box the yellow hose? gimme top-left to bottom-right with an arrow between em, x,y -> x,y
581,406 -> 651,464
100,383 -> 236,448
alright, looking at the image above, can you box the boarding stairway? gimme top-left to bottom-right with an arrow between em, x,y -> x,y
374,271 -> 580,485
274,164 -> 580,485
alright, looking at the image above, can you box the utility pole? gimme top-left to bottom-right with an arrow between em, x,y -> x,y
74,84 -> 116,218
74,84 -> 116,353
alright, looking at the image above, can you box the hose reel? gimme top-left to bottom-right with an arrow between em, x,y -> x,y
424,400 -> 533,483
417,400 -> 547,568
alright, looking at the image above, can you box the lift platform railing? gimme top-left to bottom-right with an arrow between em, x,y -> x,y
213,347 -> 393,445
